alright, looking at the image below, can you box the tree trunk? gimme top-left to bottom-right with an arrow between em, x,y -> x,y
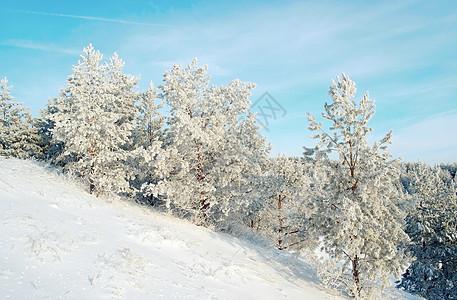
196,194 -> 210,226
278,192 -> 284,250
352,254 -> 362,297
89,177 -> 95,194
88,141 -> 97,195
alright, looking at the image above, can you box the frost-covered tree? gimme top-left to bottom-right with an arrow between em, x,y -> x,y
144,59 -> 269,226
398,163 -> 457,299
133,82 -> 165,148
36,97 -> 65,161
127,82 -> 166,203
51,44 -> 138,195
106,52 -> 139,129
304,74 -> 411,298
256,156 -> 310,250
439,163 -> 457,181
0,77 -> 40,158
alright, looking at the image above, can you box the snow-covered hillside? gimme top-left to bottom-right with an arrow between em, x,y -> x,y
0,158 -> 418,299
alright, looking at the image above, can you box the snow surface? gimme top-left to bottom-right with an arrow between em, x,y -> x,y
0,158 -> 420,299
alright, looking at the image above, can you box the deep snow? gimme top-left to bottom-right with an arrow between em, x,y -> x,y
0,158 -> 420,299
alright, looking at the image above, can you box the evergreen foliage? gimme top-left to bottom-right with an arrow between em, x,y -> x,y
128,81 -> 166,203
0,77 -> 40,158
143,59 -> 270,226
304,74 -> 411,298
399,163 -> 457,299
36,97 -> 65,161
50,44 -> 138,195
256,156 -> 310,250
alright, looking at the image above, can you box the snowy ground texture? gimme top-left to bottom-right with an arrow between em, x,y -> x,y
0,158 -> 420,299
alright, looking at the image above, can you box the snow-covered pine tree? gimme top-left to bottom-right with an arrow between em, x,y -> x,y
256,156 -> 310,250
51,44 -> 138,195
36,97 -> 65,161
0,77 -> 41,159
106,52 -> 139,131
304,74 -> 411,298
399,163 -> 457,299
133,82 -> 165,149
439,163 -> 457,181
143,59 -> 269,226
127,81 -> 166,203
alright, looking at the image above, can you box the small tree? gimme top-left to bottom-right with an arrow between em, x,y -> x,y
256,156 -> 310,250
36,97 -> 65,161
304,74 -> 410,298
0,77 -> 40,158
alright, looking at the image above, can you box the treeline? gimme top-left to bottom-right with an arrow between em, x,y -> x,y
1,45 -> 456,299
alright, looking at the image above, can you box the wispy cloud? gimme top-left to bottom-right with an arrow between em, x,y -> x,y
389,76 -> 457,99
5,9 -> 169,27
0,39 -> 80,55
122,0 -> 435,90
390,110 -> 457,164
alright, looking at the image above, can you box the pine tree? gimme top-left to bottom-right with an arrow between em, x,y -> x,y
0,77 -> 40,158
128,81 -> 166,203
439,163 -> 457,181
143,59 -> 269,226
399,163 -> 457,299
51,44 -> 138,195
256,156 -> 310,250
133,82 -> 165,149
304,74 -> 411,298
36,97 -> 65,161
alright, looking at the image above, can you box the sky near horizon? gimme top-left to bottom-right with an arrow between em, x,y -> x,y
1,0 -> 456,164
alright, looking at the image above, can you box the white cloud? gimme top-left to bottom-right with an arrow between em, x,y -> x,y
1,39 -> 80,55
389,76 -> 457,99
6,9 -> 169,27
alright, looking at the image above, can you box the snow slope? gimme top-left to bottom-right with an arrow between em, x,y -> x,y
0,158 -> 419,299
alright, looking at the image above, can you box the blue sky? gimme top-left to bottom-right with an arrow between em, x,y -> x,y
1,0 -> 456,164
